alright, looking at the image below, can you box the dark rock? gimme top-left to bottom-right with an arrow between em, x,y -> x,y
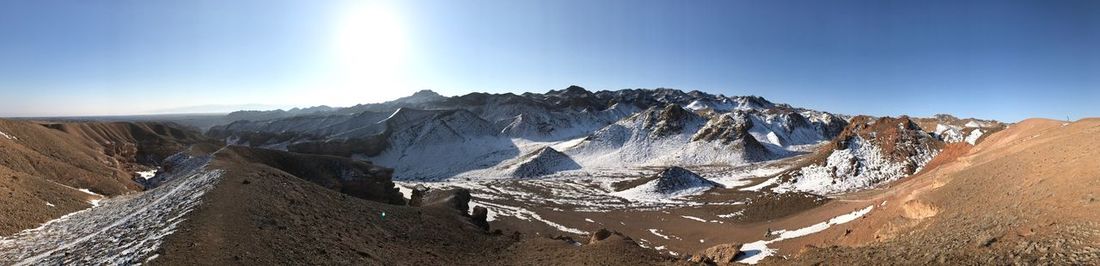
471,206 -> 489,230
653,167 -> 719,194
419,188 -> 472,215
589,228 -> 613,244
408,185 -> 430,207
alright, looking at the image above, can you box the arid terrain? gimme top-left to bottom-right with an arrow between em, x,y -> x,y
0,88 -> 1096,265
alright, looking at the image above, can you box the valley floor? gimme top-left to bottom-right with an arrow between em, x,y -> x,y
394,118 -> 1100,264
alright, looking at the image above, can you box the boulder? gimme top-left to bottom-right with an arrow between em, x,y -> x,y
471,206 -> 489,230
408,185 -> 430,207
419,188 -> 472,215
690,243 -> 744,264
588,228 -> 613,244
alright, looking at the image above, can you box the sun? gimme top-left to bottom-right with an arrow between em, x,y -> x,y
325,1 -> 411,105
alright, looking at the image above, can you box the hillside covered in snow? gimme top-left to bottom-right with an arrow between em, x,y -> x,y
208,87 -> 849,181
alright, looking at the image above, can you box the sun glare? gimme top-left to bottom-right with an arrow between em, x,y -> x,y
325,1 -> 411,105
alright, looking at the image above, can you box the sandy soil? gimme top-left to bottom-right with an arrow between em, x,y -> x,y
760,118 -> 1100,264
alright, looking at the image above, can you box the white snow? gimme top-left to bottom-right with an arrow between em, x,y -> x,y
681,215 -> 708,222
709,166 -> 784,189
934,124 -> 964,143
648,229 -> 670,240
470,200 -> 587,235
45,202 -> 55,208
965,129 -> 984,145
737,205 -> 875,264
551,137 -> 587,151
741,177 -> 778,191
394,183 -> 414,200
718,210 -> 744,218
775,137 -> 936,195
584,218 -> 595,223
765,132 -> 782,146
964,121 -> 983,128
0,130 -> 16,140
136,170 -> 157,180
144,253 -> 160,263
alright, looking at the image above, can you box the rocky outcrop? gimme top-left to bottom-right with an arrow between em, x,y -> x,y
471,206 -> 490,230
692,112 -> 754,144
776,116 -> 944,195
408,185 -> 430,207
589,228 -> 614,244
654,167 -> 721,194
690,243 -> 744,264
643,105 -> 702,137
420,189 -> 473,215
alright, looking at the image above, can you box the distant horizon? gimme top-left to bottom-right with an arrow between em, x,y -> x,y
0,85 -> 1082,123
1,0 -> 1097,121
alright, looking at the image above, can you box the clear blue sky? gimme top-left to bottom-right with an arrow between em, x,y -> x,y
0,0 -> 1097,121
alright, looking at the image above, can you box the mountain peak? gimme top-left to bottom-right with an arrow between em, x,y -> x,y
411,89 -> 442,98
393,90 -> 446,104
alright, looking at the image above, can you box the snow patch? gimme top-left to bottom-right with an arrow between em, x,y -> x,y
0,131 -> 16,140
394,183 -> 414,200
740,177 -> 778,191
934,124 -> 964,143
470,201 -> 586,235
648,229 -> 670,240
737,205 -> 875,264
135,170 -> 157,180
965,129 -> 984,145
718,210 -> 744,218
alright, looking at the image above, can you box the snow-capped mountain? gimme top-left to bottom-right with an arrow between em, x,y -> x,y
503,147 -> 582,178
915,114 -> 1004,145
775,116 -> 943,195
208,86 -> 848,180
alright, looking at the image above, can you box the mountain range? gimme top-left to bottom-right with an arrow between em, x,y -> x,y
4,87 -> 1096,265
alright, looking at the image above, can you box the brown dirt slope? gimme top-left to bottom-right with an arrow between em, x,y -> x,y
765,118 -> 1100,265
154,146 -> 673,265
41,121 -> 207,166
0,119 -> 209,235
